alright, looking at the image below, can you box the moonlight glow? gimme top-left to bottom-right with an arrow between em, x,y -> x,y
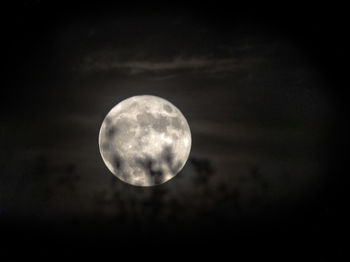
98,95 -> 191,186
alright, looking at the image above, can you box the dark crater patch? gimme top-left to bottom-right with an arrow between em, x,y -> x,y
152,115 -> 170,133
136,112 -> 170,133
163,104 -> 173,113
129,102 -> 139,109
101,143 -> 110,150
171,117 -> 182,129
106,126 -> 118,138
136,112 -> 155,126
116,118 -> 134,133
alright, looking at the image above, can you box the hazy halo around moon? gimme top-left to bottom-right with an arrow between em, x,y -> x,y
98,95 -> 192,187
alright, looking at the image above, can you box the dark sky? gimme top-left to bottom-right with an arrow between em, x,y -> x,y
1,1 -> 347,259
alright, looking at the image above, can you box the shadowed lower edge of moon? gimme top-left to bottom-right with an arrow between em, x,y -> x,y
101,142 -> 185,186
99,100 -> 191,186
100,125 -> 186,183
134,146 -> 183,186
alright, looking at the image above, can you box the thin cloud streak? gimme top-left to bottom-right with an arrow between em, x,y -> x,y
78,56 -> 240,75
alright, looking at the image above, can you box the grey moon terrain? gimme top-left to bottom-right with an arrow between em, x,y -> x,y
99,95 -> 192,186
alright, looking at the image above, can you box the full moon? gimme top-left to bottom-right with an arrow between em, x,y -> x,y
98,95 -> 192,186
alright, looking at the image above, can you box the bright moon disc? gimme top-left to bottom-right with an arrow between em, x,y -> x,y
99,95 -> 191,186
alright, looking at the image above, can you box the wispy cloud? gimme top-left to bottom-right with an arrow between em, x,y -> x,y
77,54 -> 240,76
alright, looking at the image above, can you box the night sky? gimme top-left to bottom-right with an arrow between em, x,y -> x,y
1,1 -> 347,259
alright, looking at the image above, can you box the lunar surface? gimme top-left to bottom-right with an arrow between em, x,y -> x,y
98,95 -> 191,186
